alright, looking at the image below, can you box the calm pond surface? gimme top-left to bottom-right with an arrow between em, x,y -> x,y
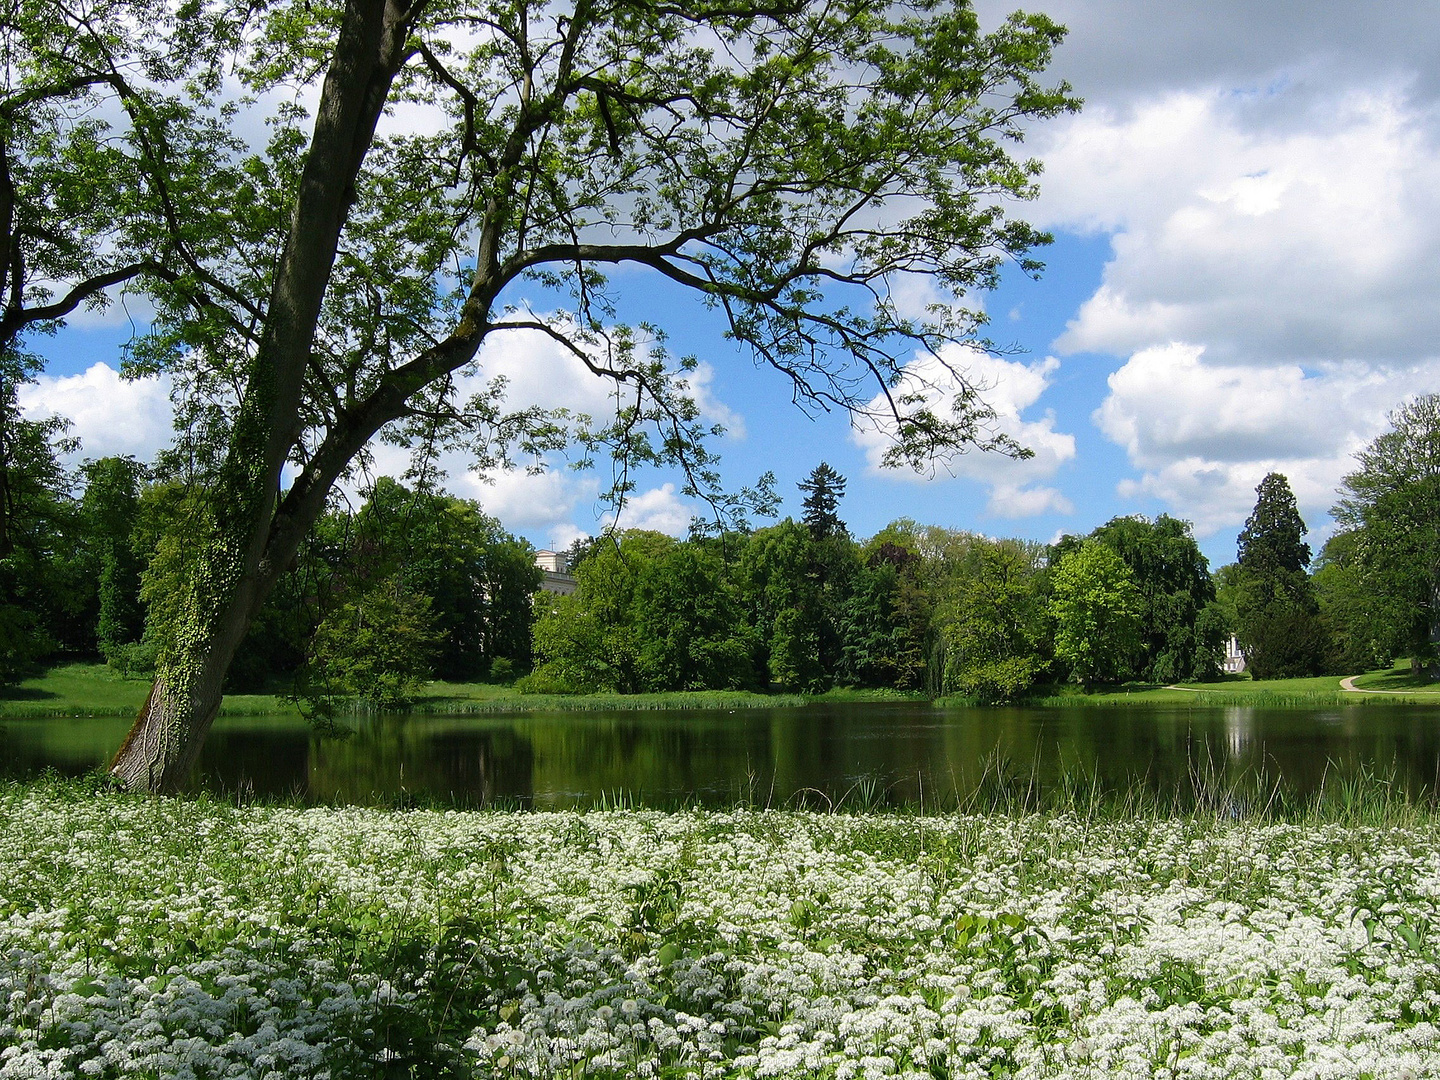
6,702 -> 1440,809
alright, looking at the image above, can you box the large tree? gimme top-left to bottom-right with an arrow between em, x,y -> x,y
1333,394 -> 1440,673
1062,514 -> 1224,683
34,0 -> 1082,791
1232,472 -> 1327,678
938,536 -> 1048,701
1049,540 -> 1142,689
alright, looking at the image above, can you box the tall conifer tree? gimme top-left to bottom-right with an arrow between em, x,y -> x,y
1233,473 -> 1327,677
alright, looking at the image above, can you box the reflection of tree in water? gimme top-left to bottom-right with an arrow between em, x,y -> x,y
0,717 -> 135,779
767,706 -> 951,808
9,704 -> 1440,808
200,725 -> 312,799
936,704 -> 1440,809
526,715 -> 775,808
306,719 -> 536,807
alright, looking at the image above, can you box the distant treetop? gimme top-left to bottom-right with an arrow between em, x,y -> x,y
1238,473 -> 1311,576
798,464 -> 848,540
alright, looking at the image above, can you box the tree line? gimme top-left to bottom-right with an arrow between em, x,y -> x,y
522,463 -> 1226,700
6,390 -> 1439,703
526,396 -> 1440,698
0,380 -> 541,705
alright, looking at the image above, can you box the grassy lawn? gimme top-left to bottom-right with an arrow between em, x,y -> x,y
1024,665 -> 1440,706
5,777 -> 1440,1078
1,663 -> 812,719
1351,661 -> 1440,693
10,661 -> 1439,720
0,662 -> 299,718
1012,673 -> 1344,706
409,682 -> 806,713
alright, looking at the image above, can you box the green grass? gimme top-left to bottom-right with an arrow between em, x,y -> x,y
0,662 -> 299,718
1021,667 -> 1440,707
408,683 -> 806,713
1351,661 -> 1440,693
805,685 -> 928,703
11,660 -> 1440,721
0,662 -> 148,716
0,664 -> 810,719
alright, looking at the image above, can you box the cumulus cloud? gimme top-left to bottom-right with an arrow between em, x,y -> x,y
1039,87 -> 1440,364
27,317 -> 738,547
1095,343 -> 1440,536
18,363 -> 172,462
973,0 -> 1440,108
453,466 -> 595,531
1017,51 -> 1440,540
602,483 -> 694,536
418,322 -> 736,540
852,344 -> 1076,518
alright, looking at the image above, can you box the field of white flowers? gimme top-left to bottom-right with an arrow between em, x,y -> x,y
3,781 -> 1440,1079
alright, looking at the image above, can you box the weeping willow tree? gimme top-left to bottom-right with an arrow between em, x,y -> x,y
8,0 -> 1077,791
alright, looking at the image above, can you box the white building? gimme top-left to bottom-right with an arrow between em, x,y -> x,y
533,550 -> 577,595
1223,634 -> 1246,674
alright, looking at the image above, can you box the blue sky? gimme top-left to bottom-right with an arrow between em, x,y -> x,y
24,0 -> 1440,570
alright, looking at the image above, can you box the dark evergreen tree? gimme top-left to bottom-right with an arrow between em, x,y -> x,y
79,457 -> 148,660
1233,473 -> 1328,677
797,463 -> 848,539
1238,473 -> 1311,577
0,353 -> 83,679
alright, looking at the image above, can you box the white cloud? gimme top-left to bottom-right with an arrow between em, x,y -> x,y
1025,71 -> 1440,539
545,523 -> 591,551
455,466 -> 596,530
1038,87 -> 1440,364
602,483 -> 694,536
676,361 -> 745,439
988,483 -> 1073,518
18,363 -> 172,463
1095,342 -> 1440,536
973,0 -> 1440,109
851,344 -> 1076,518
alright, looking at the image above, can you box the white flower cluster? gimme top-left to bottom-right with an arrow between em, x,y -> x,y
2,787 -> 1440,1077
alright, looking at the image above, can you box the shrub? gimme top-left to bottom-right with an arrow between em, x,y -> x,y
104,639 -> 157,678
953,656 -> 1043,704
513,664 -> 581,695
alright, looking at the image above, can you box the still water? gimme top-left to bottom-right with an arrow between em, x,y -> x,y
5,702 -> 1440,808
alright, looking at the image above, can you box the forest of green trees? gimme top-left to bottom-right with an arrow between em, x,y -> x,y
3,380 -> 1439,704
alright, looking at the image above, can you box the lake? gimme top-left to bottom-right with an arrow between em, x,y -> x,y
7,701 -> 1440,809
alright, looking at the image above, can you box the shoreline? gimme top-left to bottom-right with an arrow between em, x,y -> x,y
5,662 -> 1439,720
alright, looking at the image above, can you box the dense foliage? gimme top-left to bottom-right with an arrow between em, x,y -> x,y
7,443 -> 1439,704
526,494 -> 1230,698
0,461 -> 540,704
1331,394 -> 1440,674
1048,541 -> 1143,689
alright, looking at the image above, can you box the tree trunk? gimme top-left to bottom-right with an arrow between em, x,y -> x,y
109,0 -> 416,793
109,650 -> 232,794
